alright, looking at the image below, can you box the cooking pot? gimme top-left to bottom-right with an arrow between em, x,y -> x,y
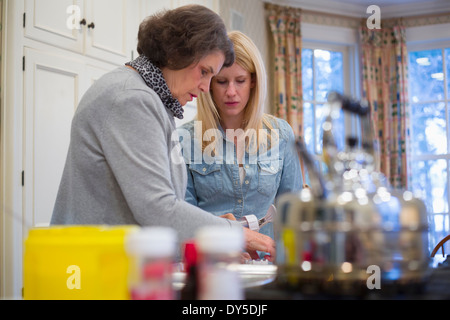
275,93 -> 430,295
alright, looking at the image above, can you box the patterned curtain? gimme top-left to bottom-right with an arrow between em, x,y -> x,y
265,3 -> 303,139
360,20 -> 411,189
0,0 -> 2,133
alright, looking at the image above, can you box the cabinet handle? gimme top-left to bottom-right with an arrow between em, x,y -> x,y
80,19 -> 87,26
87,22 -> 95,29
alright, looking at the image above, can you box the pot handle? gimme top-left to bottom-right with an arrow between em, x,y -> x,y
431,235 -> 450,258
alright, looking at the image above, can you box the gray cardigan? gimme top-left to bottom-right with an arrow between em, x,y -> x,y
51,66 -> 240,245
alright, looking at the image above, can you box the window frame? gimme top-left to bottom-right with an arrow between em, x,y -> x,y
301,22 -> 361,183
406,23 -> 450,256
407,39 -> 450,155
300,22 -> 360,176
302,42 -> 354,156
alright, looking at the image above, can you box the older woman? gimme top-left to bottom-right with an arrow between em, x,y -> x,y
179,31 -> 302,246
51,6 -> 275,260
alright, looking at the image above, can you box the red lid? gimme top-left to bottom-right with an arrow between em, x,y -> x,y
183,241 -> 198,270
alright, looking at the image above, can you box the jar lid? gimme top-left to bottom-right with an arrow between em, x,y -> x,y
195,226 -> 244,254
126,227 -> 177,257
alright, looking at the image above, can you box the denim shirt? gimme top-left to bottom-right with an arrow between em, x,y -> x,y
178,117 -> 302,240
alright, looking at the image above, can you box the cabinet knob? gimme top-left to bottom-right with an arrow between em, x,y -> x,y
80,19 -> 87,26
87,22 -> 95,29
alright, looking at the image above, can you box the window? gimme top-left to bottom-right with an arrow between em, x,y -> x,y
408,46 -> 450,255
301,44 -> 353,182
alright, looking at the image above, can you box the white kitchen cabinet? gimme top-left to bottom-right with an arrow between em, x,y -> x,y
22,49 -> 118,229
23,48 -> 86,228
21,48 -> 118,231
24,0 -> 84,53
1,0 -> 220,300
84,0 -> 139,64
1,0 -> 132,299
24,0 -> 139,65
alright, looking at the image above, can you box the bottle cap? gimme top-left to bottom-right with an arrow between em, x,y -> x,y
195,226 -> 244,254
126,227 -> 177,257
183,240 -> 198,270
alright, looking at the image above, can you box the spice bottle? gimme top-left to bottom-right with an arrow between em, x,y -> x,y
126,227 -> 177,300
195,226 -> 244,300
180,241 -> 198,300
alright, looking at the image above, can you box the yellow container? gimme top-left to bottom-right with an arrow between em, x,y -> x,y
23,225 -> 138,300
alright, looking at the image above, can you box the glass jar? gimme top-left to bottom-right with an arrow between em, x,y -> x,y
195,226 -> 244,300
126,227 -> 177,300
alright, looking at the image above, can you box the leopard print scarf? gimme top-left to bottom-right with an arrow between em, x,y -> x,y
125,55 -> 184,120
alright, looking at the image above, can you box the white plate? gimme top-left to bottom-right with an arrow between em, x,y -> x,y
173,264 -> 277,290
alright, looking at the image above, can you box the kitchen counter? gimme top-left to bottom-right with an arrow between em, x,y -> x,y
173,257 -> 450,300
244,258 -> 450,300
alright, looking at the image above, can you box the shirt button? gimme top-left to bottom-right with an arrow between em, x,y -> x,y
270,166 -> 275,170
238,199 -> 242,204
245,180 -> 249,185
202,168 -> 207,172
245,165 -> 250,169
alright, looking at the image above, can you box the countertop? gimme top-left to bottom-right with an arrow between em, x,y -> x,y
244,258 -> 450,300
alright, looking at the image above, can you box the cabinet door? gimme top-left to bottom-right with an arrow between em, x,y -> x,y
23,48 -> 86,228
24,0 -> 85,53
84,0 -> 139,65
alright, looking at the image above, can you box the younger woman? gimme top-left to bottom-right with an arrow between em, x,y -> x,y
179,31 -> 302,241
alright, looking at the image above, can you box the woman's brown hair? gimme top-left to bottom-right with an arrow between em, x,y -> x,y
137,5 -> 235,70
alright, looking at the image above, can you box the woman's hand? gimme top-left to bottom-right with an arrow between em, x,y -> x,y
239,252 -> 252,264
243,228 -> 276,262
220,213 -> 276,262
220,213 -> 237,221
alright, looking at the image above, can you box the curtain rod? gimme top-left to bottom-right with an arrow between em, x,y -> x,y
264,1 -> 450,21
302,9 -> 359,21
302,9 -> 450,22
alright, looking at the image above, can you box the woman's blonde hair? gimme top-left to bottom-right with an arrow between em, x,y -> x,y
196,31 -> 277,154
